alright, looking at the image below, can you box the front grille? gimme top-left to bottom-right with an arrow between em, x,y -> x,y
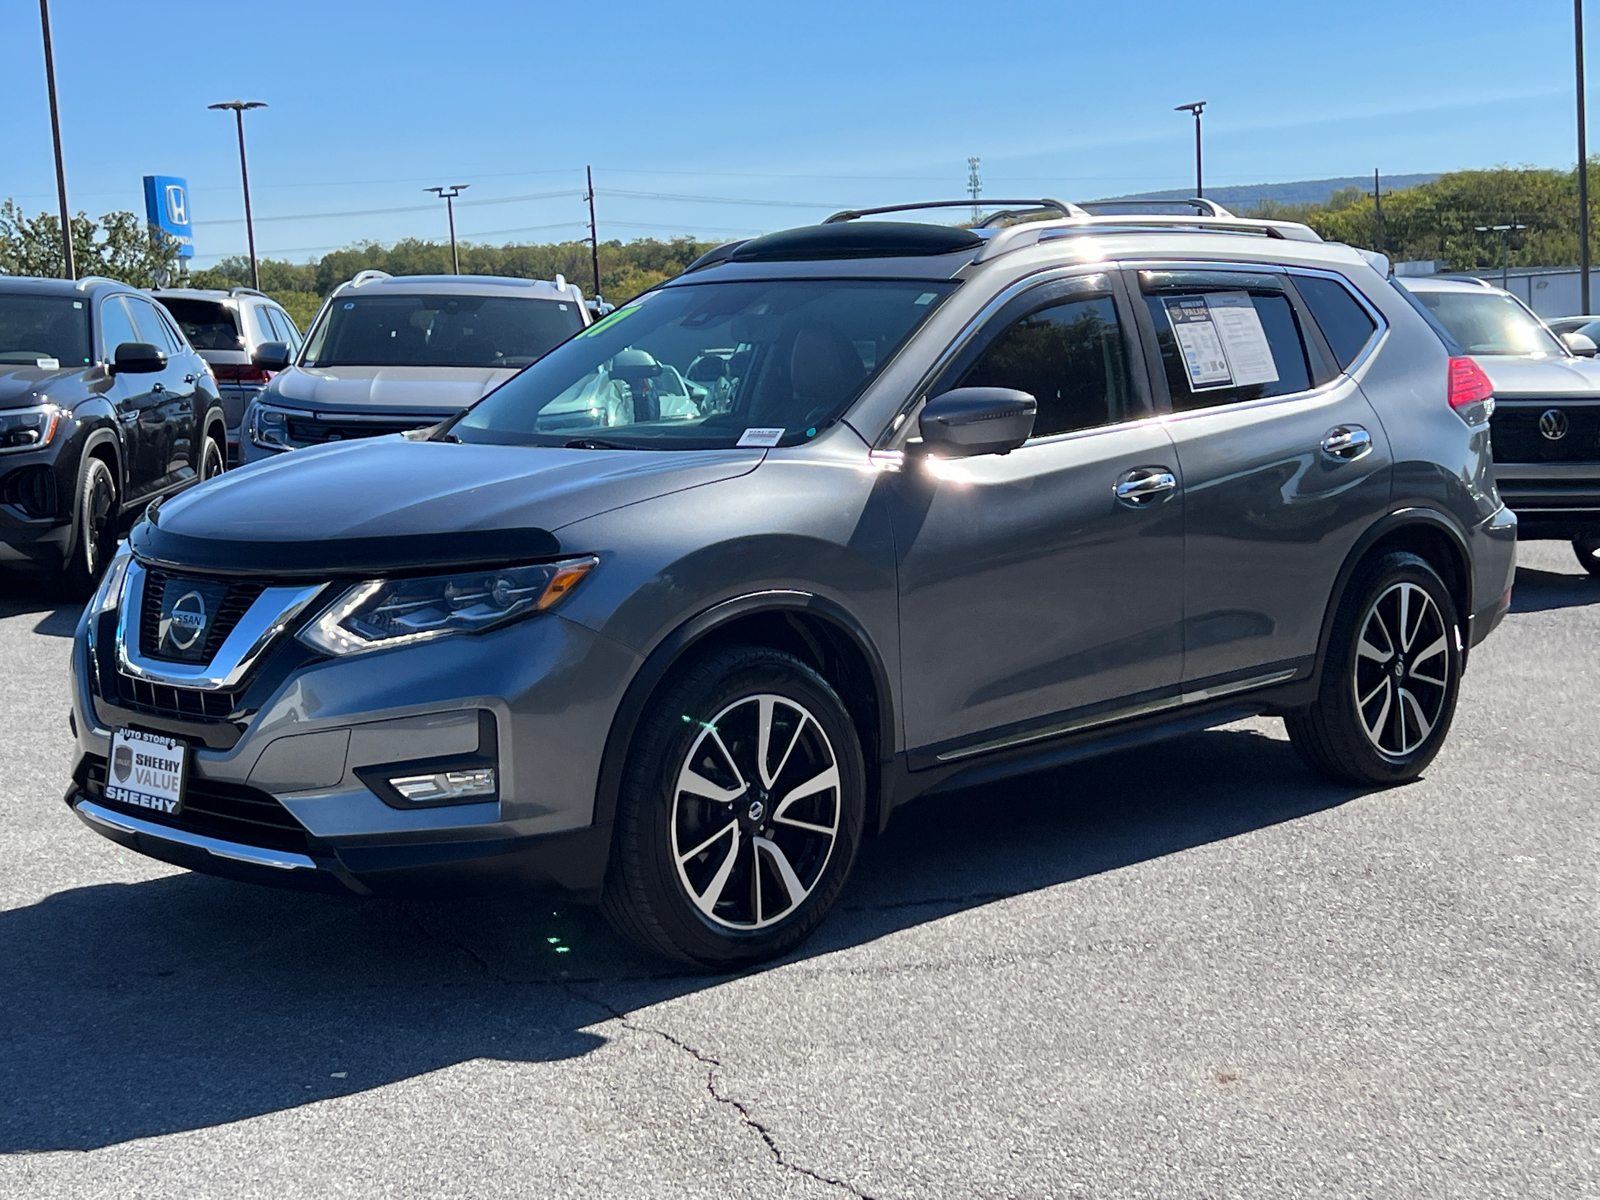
77,754 -> 310,854
115,673 -> 239,721
286,416 -> 434,445
139,569 -> 267,663
1491,402 -> 1600,463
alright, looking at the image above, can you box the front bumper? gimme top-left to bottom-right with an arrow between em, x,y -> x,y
70,590 -> 642,898
1494,463 -> 1600,538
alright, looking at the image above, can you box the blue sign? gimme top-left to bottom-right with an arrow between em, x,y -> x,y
143,175 -> 195,258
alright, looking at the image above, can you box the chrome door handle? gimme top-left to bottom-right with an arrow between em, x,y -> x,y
1321,425 -> 1372,461
1114,467 -> 1178,506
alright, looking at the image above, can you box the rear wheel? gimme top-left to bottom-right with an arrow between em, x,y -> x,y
60,456 -> 118,600
199,434 -> 225,482
601,646 -> 865,968
1285,551 -> 1462,787
1573,532 -> 1600,578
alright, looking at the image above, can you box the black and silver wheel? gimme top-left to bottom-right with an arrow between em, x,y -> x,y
199,434 -> 226,482
602,646 -> 865,968
61,456 -> 118,600
1286,551 -> 1462,786
1573,531 -> 1600,578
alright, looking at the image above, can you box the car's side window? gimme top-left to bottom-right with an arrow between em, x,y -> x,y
254,305 -> 283,345
97,296 -> 140,360
956,295 -> 1133,439
1141,272 -> 1312,411
1293,274 -> 1378,369
125,296 -> 178,354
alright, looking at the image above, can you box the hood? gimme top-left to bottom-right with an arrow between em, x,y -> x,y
133,437 -> 763,577
1472,354 -> 1600,398
269,365 -> 518,414
0,362 -> 84,409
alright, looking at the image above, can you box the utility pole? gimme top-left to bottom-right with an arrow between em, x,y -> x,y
1476,223 -> 1528,290
586,166 -> 601,302
1175,102 -> 1207,198
38,0 -> 74,279
968,157 -> 982,223
426,185 -> 469,274
1372,168 -> 1385,254
1579,0 -> 1592,312
209,101 -> 266,290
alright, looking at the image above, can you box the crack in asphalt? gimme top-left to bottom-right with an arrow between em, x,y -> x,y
562,982 -> 878,1200
840,889 -> 1017,913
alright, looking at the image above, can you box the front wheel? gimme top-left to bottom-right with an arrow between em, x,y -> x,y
601,646 -> 865,968
60,456 -> 118,600
1285,551 -> 1463,787
1573,532 -> 1600,578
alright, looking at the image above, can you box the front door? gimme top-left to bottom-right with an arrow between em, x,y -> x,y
99,295 -> 167,502
1132,266 -> 1393,686
888,273 -> 1185,758
125,294 -> 199,489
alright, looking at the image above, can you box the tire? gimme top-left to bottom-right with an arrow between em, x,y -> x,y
60,456 -> 118,601
601,645 -> 866,969
1573,532 -> 1600,578
1285,551 -> 1463,787
199,434 -> 226,482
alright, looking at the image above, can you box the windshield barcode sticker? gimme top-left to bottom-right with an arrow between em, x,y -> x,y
737,427 -> 785,448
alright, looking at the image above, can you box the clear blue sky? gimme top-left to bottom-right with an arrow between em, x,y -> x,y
0,0 -> 1586,268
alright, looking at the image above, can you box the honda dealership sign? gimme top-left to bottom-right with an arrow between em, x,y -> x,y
143,175 -> 195,258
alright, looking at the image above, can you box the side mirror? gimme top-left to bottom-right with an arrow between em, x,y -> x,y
252,341 -> 292,372
111,342 -> 166,375
918,387 -> 1036,458
1562,331 -> 1598,357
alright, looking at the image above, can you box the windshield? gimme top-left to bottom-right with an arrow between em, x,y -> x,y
302,294 -> 584,369
1411,289 -> 1565,356
0,294 -> 90,368
450,278 -> 956,450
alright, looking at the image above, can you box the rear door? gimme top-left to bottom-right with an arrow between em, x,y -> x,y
1132,265 -> 1392,687
888,271 -> 1185,759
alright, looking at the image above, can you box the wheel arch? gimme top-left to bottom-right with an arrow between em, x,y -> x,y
74,427 -> 123,536
591,591 -> 896,837
1313,507 -> 1474,682
203,404 -> 227,455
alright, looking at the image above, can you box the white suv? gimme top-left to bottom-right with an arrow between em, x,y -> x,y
241,271 -> 589,461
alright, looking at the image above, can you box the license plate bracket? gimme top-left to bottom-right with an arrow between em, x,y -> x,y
106,728 -> 189,816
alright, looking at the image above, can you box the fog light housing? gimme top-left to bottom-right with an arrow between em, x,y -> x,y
389,768 -> 496,804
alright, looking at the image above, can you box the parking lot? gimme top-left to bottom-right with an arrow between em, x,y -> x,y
0,539 -> 1594,1199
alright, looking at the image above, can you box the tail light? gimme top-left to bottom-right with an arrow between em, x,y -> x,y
1447,356 -> 1495,423
213,363 -> 274,385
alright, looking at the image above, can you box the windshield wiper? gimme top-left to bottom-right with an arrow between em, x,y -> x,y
564,437 -> 638,450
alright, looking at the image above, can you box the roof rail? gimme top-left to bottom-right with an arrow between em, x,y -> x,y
348,269 -> 393,287
973,212 -> 1322,262
229,286 -> 266,297
73,275 -> 120,291
823,198 -> 1090,224
1076,197 -> 1236,218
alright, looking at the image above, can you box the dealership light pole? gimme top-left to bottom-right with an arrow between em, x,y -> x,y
1579,0 -> 1591,313
209,100 -> 266,290
427,185 -> 469,274
38,0 -> 75,279
1175,101 -> 1207,199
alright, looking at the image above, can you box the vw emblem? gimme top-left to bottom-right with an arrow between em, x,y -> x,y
1539,408 -> 1569,440
164,590 -> 209,651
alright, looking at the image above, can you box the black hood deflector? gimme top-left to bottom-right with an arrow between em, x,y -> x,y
130,518 -> 561,579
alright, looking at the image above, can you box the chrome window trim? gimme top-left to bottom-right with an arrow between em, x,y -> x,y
75,799 -> 316,871
115,560 -> 326,692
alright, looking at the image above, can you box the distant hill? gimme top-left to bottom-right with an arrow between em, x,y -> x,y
1100,174 -> 1441,210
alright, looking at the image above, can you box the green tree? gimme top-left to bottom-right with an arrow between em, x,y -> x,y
0,201 -> 180,286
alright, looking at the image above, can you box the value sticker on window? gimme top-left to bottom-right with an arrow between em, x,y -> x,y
736,427 -> 785,447
1164,297 -> 1233,389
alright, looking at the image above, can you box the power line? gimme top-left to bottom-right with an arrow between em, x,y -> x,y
192,188 -> 585,227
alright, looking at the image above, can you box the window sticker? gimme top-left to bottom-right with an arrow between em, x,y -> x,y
36,358 -> 59,370
736,427 -> 785,448
1162,291 -> 1280,391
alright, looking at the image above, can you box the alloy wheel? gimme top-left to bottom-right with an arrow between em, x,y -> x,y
1352,581 -> 1450,757
82,470 -> 115,578
671,693 -> 841,930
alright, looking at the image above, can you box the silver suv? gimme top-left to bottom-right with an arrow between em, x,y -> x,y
67,200 -> 1517,968
241,271 -> 589,461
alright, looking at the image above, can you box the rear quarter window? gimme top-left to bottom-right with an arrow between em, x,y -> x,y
1294,275 -> 1378,369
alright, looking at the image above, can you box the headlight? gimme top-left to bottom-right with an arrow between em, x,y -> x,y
298,557 -> 598,657
0,404 -> 65,453
89,544 -> 133,617
248,402 -> 295,450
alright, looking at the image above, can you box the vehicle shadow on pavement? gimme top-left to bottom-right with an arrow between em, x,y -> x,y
1510,566 -> 1600,614
0,571 -> 82,637
0,723 -> 1362,1153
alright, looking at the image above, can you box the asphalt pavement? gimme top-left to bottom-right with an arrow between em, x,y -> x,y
0,542 -> 1594,1199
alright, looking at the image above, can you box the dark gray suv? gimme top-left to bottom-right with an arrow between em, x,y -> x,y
66,200 -> 1516,967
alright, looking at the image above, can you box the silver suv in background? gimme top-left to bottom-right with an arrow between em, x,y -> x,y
241,271 -> 589,461
150,288 -> 302,465
1398,275 -> 1600,575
